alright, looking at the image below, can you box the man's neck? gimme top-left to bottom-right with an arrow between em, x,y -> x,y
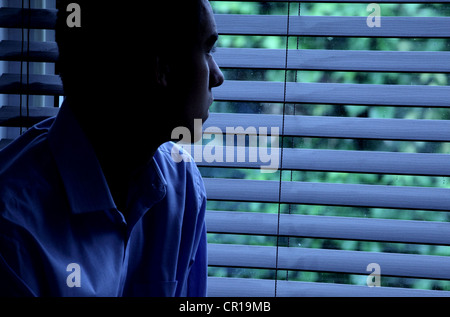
67,98 -> 168,214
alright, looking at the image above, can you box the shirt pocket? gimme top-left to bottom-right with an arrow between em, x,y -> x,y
130,280 -> 178,297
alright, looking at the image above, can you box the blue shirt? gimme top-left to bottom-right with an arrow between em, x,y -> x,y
0,103 -> 208,297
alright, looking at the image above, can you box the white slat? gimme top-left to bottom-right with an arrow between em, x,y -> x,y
0,40 -> 58,62
205,113 -> 450,141
213,80 -> 450,107
213,0 -> 450,3
0,7 -> 57,29
2,74 -> 449,109
214,48 -> 450,73
215,15 -> 450,37
208,244 -> 450,279
206,211 -> 450,245
195,146 -> 450,176
0,73 -> 63,95
0,106 -> 59,128
207,277 -> 450,297
205,178 -> 450,211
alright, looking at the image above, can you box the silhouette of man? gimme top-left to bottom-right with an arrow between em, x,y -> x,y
0,0 -> 224,296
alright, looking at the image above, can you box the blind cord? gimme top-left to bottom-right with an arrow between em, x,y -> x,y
286,2 -> 302,283
274,1 -> 292,297
19,0 -> 31,135
26,0 -> 30,120
19,0 -> 24,135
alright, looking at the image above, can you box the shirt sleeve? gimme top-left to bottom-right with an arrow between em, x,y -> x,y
186,189 -> 208,297
187,221 -> 208,297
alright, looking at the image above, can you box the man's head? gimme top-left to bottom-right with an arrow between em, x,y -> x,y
152,0 -> 224,141
56,0 -> 224,143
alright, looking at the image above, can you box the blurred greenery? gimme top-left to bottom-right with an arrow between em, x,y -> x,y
203,1 -> 450,291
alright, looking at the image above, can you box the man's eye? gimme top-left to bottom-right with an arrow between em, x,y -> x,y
208,46 -> 217,54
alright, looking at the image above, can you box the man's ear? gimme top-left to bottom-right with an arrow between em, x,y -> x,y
155,56 -> 171,88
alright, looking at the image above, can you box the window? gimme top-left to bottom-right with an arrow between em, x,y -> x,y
0,0 -> 59,145
1,0 -> 450,297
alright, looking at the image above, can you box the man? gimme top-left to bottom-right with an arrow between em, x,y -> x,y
0,0 -> 224,296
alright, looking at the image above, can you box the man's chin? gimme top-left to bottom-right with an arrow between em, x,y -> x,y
202,111 -> 210,124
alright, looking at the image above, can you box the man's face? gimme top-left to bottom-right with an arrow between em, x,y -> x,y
166,0 -> 224,142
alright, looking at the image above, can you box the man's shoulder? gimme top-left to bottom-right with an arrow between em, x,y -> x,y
0,118 -> 55,179
154,142 -> 205,193
155,142 -> 197,169
0,118 -> 60,221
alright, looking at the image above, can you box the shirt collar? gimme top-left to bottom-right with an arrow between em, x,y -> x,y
48,101 -> 166,216
48,102 -> 116,214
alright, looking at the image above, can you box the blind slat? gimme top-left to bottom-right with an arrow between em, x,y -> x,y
1,130 -> 447,176
0,106 -> 58,127
0,8 -> 57,29
207,277 -> 450,297
5,8 -> 450,32
208,244 -> 450,279
3,75 -> 448,108
195,146 -> 450,176
205,113 -> 450,141
216,15 -> 450,38
204,178 -> 450,211
213,80 -> 450,107
206,211 -> 450,245
0,40 -> 58,63
2,107 -> 450,142
214,48 -> 450,73
213,0 -> 450,3
0,73 -> 63,95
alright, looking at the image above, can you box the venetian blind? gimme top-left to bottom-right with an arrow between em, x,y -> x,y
201,0 -> 450,296
1,0 -> 450,297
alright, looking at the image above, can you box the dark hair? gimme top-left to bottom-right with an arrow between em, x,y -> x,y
55,0 -> 203,98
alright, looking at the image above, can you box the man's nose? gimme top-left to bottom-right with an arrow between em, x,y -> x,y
210,59 -> 225,88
